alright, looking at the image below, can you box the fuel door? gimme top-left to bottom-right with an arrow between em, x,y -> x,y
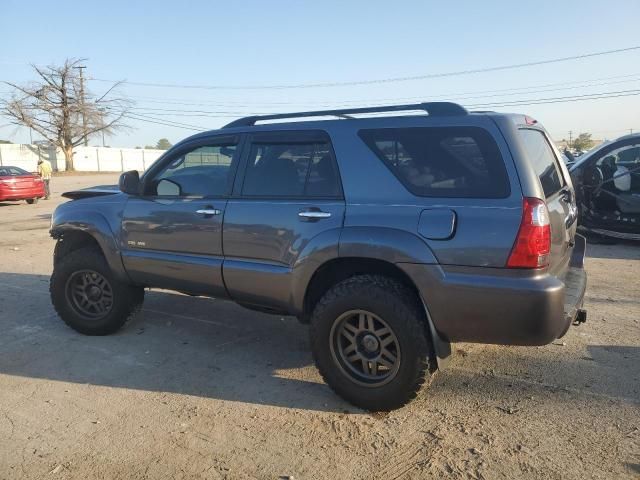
417,208 -> 457,240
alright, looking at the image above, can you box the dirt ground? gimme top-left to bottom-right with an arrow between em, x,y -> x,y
0,174 -> 638,480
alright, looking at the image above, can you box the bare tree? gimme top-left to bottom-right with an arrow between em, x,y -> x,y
1,58 -> 131,170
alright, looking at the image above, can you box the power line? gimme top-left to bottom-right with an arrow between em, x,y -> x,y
120,72 -> 640,109
122,113 -> 207,131
123,112 -> 208,130
465,88 -> 640,108
124,80 -> 640,117
5,72 -> 640,110
101,105 -> 208,130
88,45 -> 640,91
120,88 -> 640,120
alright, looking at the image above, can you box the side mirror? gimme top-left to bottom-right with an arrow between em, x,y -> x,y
119,170 -> 140,195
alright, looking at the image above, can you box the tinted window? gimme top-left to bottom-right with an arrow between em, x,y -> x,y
518,129 -> 565,197
242,142 -> 341,197
150,144 -> 236,197
359,127 -> 510,198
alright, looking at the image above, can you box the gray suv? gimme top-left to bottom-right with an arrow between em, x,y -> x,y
49,102 -> 587,411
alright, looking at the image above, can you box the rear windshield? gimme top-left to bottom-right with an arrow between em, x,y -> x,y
0,166 -> 29,176
518,129 -> 565,197
359,126 -> 510,198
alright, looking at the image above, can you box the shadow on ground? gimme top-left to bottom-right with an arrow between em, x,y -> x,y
0,271 -> 638,413
0,272 -> 347,413
585,242 -> 640,260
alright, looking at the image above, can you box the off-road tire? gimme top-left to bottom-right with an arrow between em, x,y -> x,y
50,246 -> 144,335
26,198 -> 38,204
309,275 -> 434,411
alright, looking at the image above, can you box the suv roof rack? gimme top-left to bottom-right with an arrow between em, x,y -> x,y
222,102 -> 467,128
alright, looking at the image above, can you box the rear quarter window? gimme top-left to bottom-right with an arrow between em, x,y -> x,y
358,126 -> 510,198
518,129 -> 565,197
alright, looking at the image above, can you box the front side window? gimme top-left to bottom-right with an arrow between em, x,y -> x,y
242,142 -> 341,197
147,144 -> 237,197
518,129 -> 565,197
616,145 -> 640,166
359,126 -> 510,198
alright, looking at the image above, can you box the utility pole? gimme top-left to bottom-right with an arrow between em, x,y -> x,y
568,130 -> 573,149
97,107 -> 106,146
73,65 -> 88,146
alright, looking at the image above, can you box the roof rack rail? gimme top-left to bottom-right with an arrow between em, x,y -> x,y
222,102 -> 467,128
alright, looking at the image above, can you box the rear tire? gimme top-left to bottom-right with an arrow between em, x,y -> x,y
50,246 -> 144,335
26,198 -> 38,204
309,275 -> 434,411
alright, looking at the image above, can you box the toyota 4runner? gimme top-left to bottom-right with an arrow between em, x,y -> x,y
50,102 -> 587,411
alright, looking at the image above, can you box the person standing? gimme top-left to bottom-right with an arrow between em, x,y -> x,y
37,158 -> 53,199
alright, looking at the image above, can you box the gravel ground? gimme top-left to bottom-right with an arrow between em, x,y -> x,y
0,174 -> 638,479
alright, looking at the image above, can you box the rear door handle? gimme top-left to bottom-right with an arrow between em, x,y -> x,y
196,208 -> 222,216
298,210 -> 331,220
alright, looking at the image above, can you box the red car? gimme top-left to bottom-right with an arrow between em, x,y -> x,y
0,166 -> 46,204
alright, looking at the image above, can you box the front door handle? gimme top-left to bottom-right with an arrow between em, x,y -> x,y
196,208 -> 222,216
298,210 -> 331,219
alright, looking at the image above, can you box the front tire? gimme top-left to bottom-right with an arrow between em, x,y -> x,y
310,275 -> 434,411
50,247 -> 144,335
26,198 -> 38,204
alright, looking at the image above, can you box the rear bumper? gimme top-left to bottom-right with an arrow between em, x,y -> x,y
559,234 -> 587,335
0,184 -> 46,201
398,234 -> 588,346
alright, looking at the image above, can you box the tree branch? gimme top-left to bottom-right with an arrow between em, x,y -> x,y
1,58 -> 133,167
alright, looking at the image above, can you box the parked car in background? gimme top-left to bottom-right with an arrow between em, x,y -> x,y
0,166 -> 46,204
49,103 -> 587,411
569,133 -> 640,241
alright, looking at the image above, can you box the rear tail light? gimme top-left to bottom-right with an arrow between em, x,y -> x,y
507,197 -> 551,268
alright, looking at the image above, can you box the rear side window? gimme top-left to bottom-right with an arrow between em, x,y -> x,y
518,129 -> 565,197
242,142 -> 341,197
359,127 -> 510,198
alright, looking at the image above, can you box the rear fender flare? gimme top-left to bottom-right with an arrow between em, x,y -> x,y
338,226 -> 438,264
289,227 -> 342,313
290,226 -> 438,312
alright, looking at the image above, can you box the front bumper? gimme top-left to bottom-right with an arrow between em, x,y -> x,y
398,234 -> 588,346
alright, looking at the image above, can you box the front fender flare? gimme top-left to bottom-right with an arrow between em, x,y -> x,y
50,209 -> 128,282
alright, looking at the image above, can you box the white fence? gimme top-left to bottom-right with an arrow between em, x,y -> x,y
0,144 -> 165,173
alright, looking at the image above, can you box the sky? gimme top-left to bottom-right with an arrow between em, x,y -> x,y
1,0 -> 640,147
